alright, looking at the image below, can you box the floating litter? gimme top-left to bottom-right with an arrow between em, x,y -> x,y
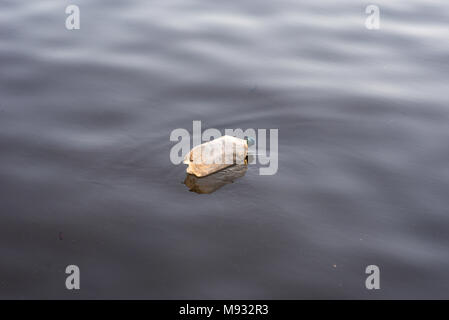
183,135 -> 254,177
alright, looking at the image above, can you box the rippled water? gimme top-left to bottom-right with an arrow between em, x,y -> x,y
1,0 -> 449,299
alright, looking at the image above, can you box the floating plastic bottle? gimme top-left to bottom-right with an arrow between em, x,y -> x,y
183,135 -> 254,177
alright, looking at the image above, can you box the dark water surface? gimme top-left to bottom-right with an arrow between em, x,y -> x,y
1,0 -> 449,298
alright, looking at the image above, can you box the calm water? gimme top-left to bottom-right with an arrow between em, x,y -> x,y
1,0 -> 449,299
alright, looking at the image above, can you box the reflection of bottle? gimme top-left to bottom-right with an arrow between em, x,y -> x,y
183,135 -> 255,177
184,164 -> 248,194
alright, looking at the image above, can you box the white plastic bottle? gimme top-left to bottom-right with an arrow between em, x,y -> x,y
183,135 -> 254,177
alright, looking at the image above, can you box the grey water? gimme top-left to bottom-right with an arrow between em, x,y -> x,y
1,0 -> 449,299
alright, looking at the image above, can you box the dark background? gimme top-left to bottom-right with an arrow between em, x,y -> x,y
1,0 -> 448,298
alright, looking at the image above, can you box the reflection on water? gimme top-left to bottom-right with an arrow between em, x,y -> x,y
184,164 -> 248,194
